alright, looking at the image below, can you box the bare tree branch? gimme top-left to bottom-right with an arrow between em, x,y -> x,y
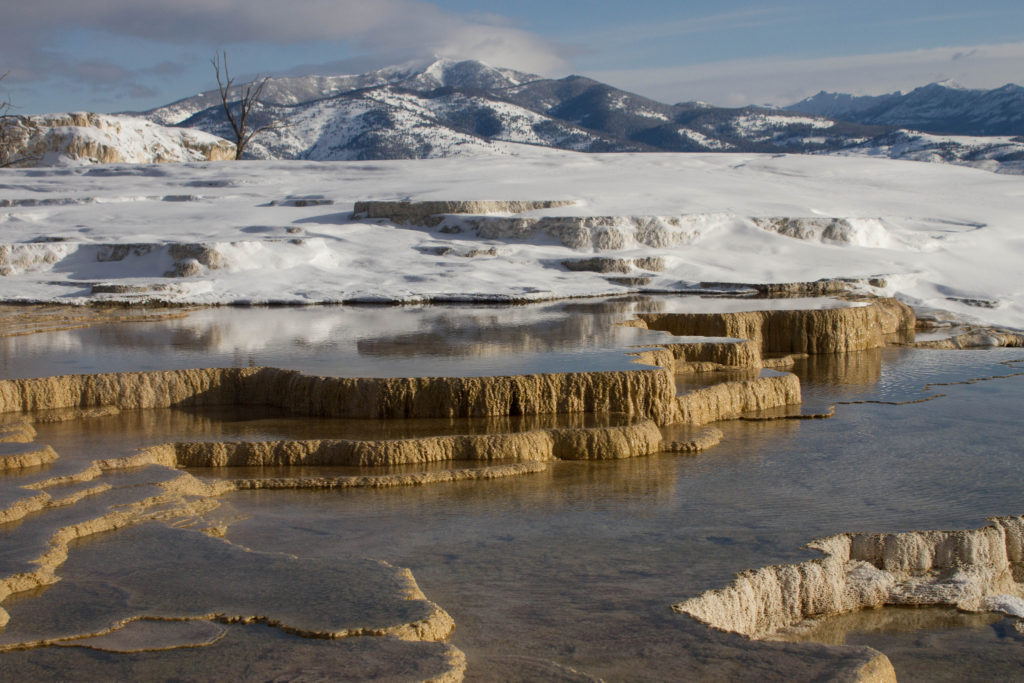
211,52 -> 279,160
0,71 -> 35,169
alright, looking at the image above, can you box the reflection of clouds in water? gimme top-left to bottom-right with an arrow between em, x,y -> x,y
0,295 -> 875,380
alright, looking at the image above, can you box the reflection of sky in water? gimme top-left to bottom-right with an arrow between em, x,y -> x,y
215,350 -> 1024,679
0,295 -> 851,379
2,301 -> 1022,679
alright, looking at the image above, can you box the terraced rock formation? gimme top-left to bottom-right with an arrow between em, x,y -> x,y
674,516 -> 1024,640
0,296 -> 944,679
635,298 -> 915,355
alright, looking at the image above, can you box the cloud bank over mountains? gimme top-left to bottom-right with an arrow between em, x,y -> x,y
593,41 -> 1024,107
1,0 -> 1022,114
0,0 -> 566,109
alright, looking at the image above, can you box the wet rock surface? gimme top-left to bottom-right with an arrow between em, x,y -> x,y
0,297 -> 1020,680
675,516 -> 1024,640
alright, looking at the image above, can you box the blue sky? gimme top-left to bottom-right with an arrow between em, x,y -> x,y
2,0 -> 1022,114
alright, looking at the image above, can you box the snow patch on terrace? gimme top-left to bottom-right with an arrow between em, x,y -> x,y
1,150 -> 1023,329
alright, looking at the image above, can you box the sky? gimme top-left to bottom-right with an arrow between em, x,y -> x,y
1,0 -> 1022,115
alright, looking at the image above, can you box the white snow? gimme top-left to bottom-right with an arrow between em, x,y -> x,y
678,129 -> 732,150
733,114 -> 834,134
2,149 -> 1023,330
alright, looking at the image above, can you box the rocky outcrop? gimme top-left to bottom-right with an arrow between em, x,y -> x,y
676,375 -> 802,426
1,113 -> 235,166
674,516 -> 1024,640
636,299 -> 915,355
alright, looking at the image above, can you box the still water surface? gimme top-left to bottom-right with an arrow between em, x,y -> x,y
0,298 -> 1021,680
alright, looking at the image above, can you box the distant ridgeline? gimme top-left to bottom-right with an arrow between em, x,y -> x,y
7,59 -> 1023,172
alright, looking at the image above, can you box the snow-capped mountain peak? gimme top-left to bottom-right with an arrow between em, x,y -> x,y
124,62 -> 1024,174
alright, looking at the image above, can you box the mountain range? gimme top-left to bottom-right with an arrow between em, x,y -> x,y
13,58 -> 1022,173
143,58 -> 889,161
786,81 -> 1024,136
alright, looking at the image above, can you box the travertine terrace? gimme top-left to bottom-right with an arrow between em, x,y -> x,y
674,516 -> 1024,640
2,295 -> 1020,680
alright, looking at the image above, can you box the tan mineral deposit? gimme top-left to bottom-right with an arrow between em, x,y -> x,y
674,516 -> 1024,639
2,294 -> 1015,681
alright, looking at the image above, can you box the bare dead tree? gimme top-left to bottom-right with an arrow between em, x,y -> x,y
211,52 -> 276,160
0,71 -> 27,168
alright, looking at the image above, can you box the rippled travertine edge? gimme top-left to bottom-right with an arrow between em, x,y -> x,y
0,365 -> 685,425
0,471 -> 466,668
673,515 -> 1024,641
0,472 -> 230,629
0,365 -> 807,431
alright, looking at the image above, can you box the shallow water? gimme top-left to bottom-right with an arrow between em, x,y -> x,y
0,295 -> 847,379
0,299 -> 1022,681
213,347 -> 1024,680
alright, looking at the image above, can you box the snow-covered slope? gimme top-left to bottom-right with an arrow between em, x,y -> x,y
137,59 -> 1023,173
143,58 -> 891,162
835,130 -> 1024,175
0,113 -> 235,166
2,150 -> 1023,330
143,58 -> 539,126
788,82 -> 1024,136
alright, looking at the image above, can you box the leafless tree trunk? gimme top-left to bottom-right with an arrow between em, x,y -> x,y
0,71 -> 27,168
211,52 -> 276,160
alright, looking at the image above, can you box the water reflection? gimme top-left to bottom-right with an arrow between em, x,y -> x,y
0,295 -> 857,380
1,303 -> 1023,679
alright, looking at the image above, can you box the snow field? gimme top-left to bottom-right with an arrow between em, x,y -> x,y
1,149 -> 1022,329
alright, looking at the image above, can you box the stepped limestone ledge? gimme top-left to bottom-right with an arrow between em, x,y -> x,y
230,462 -> 549,490
696,277 -> 887,298
0,366 -> 684,426
674,515 -> 1024,641
112,421 -> 664,472
676,375 -> 802,426
0,419 -> 36,443
0,112 -> 235,166
352,200 -> 576,225
0,366 -> 811,430
629,339 -> 764,373
0,442 -> 58,471
908,329 -> 1024,349
445,215 -> 702,251
662,427 -> 724,453
634,298 -> 915,355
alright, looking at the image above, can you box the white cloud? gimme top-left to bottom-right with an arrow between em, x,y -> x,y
589,42 -> 1024,107
0,0 -> 566,83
